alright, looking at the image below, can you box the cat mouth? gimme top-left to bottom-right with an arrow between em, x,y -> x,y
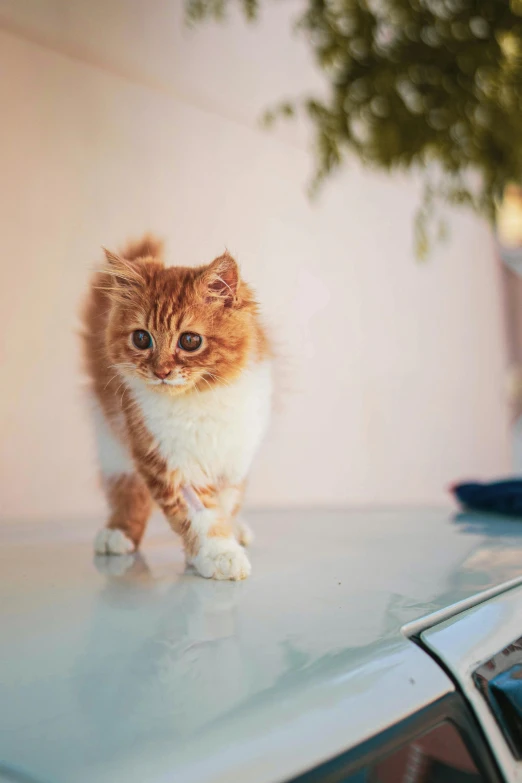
148,377 -> 186,388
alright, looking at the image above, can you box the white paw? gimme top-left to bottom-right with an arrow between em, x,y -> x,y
191,538 -> 251,581
94,528 -> 135,555
235,518 -> 254,547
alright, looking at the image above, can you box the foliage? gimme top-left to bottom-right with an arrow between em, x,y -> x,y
187,0 -> 522,255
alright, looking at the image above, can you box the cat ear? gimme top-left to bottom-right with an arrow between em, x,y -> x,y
201,252 -> 240,307
102,247 -> 144,291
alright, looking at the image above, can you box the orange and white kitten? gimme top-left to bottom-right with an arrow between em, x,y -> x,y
82,236 -> 272,580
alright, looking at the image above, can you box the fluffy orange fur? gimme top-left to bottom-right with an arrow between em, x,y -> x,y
82,235 -> 271,579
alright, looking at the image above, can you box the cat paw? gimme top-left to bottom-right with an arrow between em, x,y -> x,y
191,538 -> 251,581
94,528 -> 135,555
235,518 -> 254,547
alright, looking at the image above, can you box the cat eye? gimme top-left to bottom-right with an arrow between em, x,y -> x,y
178,332 -> 202,352
132,330 -> 152,350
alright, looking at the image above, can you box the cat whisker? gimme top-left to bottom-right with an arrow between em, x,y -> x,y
103,373 -> 121,391
205,372 -> 230,388
109,366 -> 135,375
103,364 -> 135,389
199,375 -> 213,392
113,379 -> 129,408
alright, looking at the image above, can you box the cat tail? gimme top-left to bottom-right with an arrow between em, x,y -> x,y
120,234 -> 164,262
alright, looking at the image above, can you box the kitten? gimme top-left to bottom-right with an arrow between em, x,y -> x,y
82,235 -> 272,580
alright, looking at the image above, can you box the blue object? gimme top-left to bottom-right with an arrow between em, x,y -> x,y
488,664 -> 522,757
451,479 -> 522,516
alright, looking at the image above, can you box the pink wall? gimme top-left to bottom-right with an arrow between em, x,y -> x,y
0,6 -> 511,520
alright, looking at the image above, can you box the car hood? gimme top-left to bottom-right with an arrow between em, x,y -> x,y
1,508 -> 522,783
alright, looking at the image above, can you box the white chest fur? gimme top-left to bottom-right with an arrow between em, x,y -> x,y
130,361 -> 272,487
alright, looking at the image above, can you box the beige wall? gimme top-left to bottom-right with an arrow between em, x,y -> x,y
0,3 -> 511,520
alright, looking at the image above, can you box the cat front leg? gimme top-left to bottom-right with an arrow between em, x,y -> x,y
126,408 -> 251,580
94,473 -> 152,555
216,483 -> 254,547
180,484 -> 251,580
154,479 -> 251,580
92,406 -> 153,556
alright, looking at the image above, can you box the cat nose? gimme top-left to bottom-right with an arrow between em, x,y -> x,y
154,367 -> 172,380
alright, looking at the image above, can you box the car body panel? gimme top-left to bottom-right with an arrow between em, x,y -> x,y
422,584 -> 522,783
1,508 -> 522,782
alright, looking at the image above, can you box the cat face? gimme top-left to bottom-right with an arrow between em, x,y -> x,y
103,250 -> 257,395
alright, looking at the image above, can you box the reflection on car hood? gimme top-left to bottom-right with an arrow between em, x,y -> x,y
1,508 -> 521,783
